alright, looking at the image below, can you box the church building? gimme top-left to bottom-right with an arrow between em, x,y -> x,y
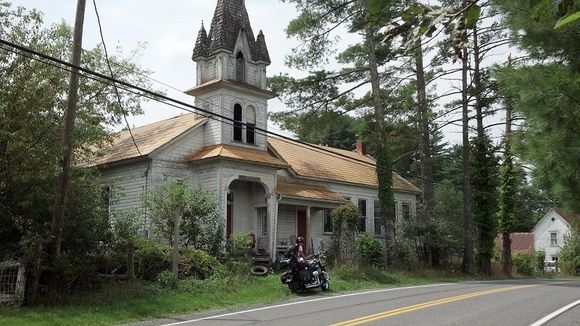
89,0 -> 421,260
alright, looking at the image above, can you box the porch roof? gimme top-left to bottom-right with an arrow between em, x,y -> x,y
188,144 -> 289,169
277,181 -> 347,203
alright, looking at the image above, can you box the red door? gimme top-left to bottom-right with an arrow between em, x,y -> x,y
226,204 -> 232,239
297,210 -> 307,251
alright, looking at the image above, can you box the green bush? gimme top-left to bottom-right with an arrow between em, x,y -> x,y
227,232 -> 254,258
134,238 -> 172,280
180,248 -> 219,279
356,233 -> 386,269
512,253 -> 535,275
560,223 -> 580,276
534,251 -> 546,272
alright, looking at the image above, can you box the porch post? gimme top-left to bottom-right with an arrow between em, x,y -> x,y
268,192 -> 278,261
306,206 -> 312,255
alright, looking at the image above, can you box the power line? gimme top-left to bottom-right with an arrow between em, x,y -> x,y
0,38 -> 394,172
92,0 -> 141,156
0,38 -> 531,200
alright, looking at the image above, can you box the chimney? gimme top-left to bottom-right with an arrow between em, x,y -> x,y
355,135 -> 366,155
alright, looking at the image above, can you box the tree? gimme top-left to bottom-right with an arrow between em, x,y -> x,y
494,0 -> 580,212
146,181 -> 223,282
275,0 -> 406,267
0,2 -> 155,301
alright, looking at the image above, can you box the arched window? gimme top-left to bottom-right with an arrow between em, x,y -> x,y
236,51 -> 245,82
246,106 -> 256,144
233,104 -> 243,141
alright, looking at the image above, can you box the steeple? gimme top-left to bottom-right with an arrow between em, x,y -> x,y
192,22 -> 209,60
192,0 -> 270,64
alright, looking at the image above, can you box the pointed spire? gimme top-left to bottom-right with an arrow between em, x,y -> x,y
197,0 -> 269,65
192,22 -> 209,60
256,30 -> 270,64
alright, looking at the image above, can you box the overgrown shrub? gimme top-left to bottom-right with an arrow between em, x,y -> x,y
559,221 -> 580,276
356,233 -> 386,268
331,204 -> 359,266
180,248 -> 218,279
534,251 -> 546,272
134,238 -> 171,280
227,232 -> 254,258
512,253 -> 535,275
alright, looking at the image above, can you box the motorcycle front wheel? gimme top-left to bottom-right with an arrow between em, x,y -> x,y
289,281 -> 304,294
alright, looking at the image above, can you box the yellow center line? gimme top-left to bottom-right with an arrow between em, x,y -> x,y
330,284 -> 540,326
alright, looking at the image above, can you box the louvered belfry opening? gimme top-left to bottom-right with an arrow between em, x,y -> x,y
236,51 -> 245,82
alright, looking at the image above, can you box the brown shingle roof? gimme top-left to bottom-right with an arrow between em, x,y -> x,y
267,137 -> 421,193
87,114 -> 206,166
188,144 -> 289,169
495,233 -> 535,255
277,181 -> 347,203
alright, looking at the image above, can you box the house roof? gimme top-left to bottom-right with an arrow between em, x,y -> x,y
267,137 -> 422,193
87,114 -> 206,166
277,181 -> 347,203
554,208 -> 580,226
495,233 -> 535,255
188,144 -> 289,169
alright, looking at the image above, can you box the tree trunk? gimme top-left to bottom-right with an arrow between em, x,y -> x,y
415,39 -> 435,265
460,9 -> 474,274
501,83 -> 513,277
364,15 -> 396,268
172,209 -> 181,283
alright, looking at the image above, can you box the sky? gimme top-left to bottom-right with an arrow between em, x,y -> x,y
8,0 -> 508,145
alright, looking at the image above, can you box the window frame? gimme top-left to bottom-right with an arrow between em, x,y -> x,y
233,103 -> 243,141
373,199 -> 382,235
550,232 -> 558,246
402,202 -> 411,220
323,209 -> 333,234
358,198 -> 367,232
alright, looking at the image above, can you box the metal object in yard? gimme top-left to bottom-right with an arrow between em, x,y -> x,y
0,261 -> 25,306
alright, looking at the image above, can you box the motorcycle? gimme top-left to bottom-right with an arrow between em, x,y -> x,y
279,248 -> 329,293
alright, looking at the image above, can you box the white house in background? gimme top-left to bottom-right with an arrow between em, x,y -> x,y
533,208 -> 578,261
85,0 -> 421,261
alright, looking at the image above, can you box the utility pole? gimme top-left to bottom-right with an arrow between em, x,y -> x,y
50,0 -> 86,258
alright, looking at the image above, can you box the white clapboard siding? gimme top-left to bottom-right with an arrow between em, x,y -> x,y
100,161 -> 150,215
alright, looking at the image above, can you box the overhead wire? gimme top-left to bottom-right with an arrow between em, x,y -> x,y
92,0 -> 141,155
1,38 -> 541,202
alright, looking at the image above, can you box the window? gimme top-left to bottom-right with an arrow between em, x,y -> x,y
246,106 -> 256,144
550,232 -> 558,246
257,207 -> 267,236
402,202 -> 411,220
236,51 -> 245,82
323,209 -> 333,233
358,199 -> 367,232
374,200 -> 382,235
233,104 -> 243,141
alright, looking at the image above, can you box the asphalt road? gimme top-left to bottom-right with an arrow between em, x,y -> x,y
134,279 -> 580,326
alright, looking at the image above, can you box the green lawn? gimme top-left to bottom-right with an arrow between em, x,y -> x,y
0,268 -> 492,326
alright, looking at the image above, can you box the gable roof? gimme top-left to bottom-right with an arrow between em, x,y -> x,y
495,233 -> 535,255
267,137 -> 421,193
87,114 -> 206,166
187,144 -> 288,169
554,208 -> 580,226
